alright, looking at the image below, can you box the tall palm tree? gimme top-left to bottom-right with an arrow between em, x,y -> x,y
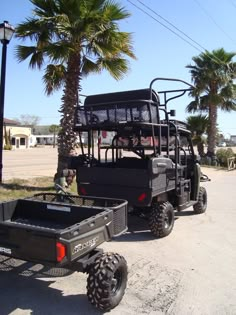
186,48 -> 236,157
186,115 -> 209,157
15,0 -> 135,182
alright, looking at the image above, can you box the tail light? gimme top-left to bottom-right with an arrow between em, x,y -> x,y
80,186 -> 87,195
138,193 -> 147,202
56,242 -> 66,262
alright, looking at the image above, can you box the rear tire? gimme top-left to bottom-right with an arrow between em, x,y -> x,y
148,202 -> 175,238
193,186 -> 207,214
87,252 -> 127,311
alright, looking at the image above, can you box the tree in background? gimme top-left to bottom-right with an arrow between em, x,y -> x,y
3,124 -> 12,150
15,114 -> 41,129
186,48 -> 236,160
49,124 -> 60,148
15,0 -> 135,185
186,115 -> 209,157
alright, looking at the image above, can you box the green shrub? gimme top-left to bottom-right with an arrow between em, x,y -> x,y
4,144 -> 12,150
216,148 -> 234,166
200,156 -> 211,165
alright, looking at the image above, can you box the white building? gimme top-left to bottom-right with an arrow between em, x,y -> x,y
4,118 -> 32,149
230,135 -> 236,145
33,135 -> 58,145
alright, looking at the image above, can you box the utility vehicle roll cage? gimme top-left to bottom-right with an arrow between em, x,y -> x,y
74,78 -> 194,161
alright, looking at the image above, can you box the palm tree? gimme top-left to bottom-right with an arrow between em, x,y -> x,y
186,48 -> 236,158
186,115 -> 209,157
49,124 -> 60,148
15,0 -> 135,183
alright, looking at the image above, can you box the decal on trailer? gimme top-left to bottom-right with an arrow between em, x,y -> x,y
72,236 -> 99,255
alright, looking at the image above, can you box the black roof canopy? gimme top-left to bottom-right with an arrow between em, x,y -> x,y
84,88 -> 160,107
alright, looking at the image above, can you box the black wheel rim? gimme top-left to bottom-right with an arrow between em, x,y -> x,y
111,268 -> 122,295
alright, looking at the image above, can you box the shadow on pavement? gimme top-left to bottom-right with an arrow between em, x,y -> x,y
0,256 -> 103,315
114,215 -> 156,242
115,209 -> 197,242
175,210 -> 196,217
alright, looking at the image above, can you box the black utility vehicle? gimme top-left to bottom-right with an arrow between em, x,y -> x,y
73,78 -> 209,238
0,193 -> 128,311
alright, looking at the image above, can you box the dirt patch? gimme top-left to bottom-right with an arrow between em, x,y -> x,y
126,258 -> 182,314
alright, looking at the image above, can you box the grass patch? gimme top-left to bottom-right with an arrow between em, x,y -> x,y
0,177 -> 77,201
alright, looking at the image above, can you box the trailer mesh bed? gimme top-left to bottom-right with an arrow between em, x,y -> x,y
28,193 -> 128,236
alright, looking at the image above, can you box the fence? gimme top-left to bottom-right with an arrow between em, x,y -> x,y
227,157 -> 235,171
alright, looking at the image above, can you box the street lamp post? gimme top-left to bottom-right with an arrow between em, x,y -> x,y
0,21 -> 15,183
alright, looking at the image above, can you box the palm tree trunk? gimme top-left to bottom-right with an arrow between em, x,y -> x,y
54,54 -> 80,187
197,141 -> 205,157
207,104 -> 217,157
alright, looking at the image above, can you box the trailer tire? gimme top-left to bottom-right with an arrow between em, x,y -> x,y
148,202 -> 174,238
193,186 -> 207,214
87,252 -> 127,311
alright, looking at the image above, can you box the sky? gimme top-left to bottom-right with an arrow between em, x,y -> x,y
1,0 -> 236,137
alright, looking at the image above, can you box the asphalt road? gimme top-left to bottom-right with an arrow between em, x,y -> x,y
0,148 -> 236,314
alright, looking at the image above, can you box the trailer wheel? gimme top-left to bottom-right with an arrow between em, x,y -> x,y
87,252 -> 127,311
148,202 -> 174,238
193,186 -> 207,214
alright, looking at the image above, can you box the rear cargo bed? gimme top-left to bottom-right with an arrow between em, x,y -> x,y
0,194 -> 127,265
1,199 -> 110,231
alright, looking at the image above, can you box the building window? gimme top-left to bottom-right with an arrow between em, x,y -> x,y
20,138 -> 26,146
11,137 -> 16,145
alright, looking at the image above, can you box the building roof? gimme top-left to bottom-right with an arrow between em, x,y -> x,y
4,118 -> 20,126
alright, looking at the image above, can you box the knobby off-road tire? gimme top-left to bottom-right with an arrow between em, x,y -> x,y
193,186 -> 207,214
148,202 -> 175,238
87,252 -> 128,311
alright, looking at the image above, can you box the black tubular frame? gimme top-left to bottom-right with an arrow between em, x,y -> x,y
74,77 -> 194,162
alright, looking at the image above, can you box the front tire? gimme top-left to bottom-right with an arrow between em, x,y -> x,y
148,202 -> 175,238
193,186 -> 207,214
87,252 -> 127,311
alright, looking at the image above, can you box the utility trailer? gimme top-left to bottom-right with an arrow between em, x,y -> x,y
0,193 -> 128,311
72,78 -> 209,238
